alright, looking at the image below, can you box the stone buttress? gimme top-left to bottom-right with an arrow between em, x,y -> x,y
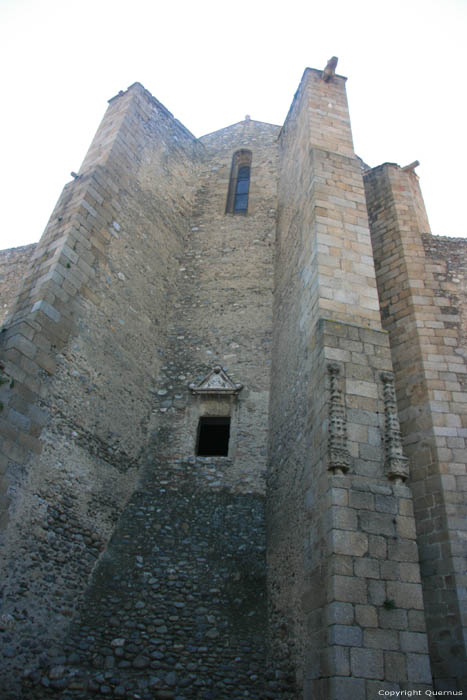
364,163 -> 467,691
0,83 -> 202,697
268,68 -> 432,698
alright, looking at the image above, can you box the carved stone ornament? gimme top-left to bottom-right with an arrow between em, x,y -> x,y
322,56 -> 338,82
381,372 -> 409,483
327,363 -> 351,475
189,366 -> 243,395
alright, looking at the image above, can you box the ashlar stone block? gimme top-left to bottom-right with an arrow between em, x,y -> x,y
364,628 -> 399,651
332,575 -> 368,605
387,582 -> 424,610
328,624 -> 362,647
355,604 -> 378,628
332,529 -> 368,556
384,651 -> 408,682
350,648 -> 384,679
407,653 -> 432,684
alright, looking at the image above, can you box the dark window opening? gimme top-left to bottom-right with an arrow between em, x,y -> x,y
234,166 -> 250,212
226,149 -> 252,214
196,417 -> 231,456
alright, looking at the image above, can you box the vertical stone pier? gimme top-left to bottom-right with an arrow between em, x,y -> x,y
364,163 -> 467,691
268,68 -> 432,698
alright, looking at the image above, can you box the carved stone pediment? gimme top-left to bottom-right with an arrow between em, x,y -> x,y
189,366 -> 243,395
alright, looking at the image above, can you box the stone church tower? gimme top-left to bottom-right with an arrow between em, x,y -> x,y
0,62 -> 466,698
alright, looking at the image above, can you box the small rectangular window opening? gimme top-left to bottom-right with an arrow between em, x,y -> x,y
196,417 -> 231,456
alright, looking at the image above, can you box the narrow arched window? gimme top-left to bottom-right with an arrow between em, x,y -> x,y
234,165 -> 250,212
226,150 -> 252,214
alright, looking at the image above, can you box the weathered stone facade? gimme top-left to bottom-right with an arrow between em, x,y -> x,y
0,64 -> 465,698
0,244 -> 36,327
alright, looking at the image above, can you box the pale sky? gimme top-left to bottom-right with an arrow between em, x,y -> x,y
1,0 -> 466,250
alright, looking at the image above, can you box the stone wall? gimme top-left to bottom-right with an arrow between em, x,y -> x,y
364,165 -> 467,691
1,65 -> 466,699
423,234 -> 467,351
1,101 -> 287,697
0,244 -> 36,327
147,118 -> 279,492
23,461 -> 272,699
